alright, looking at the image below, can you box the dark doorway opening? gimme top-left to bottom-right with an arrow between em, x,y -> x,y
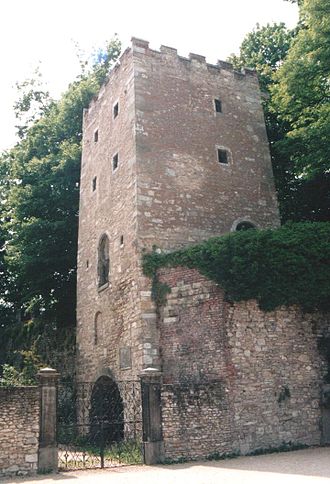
89,376 -> 124,446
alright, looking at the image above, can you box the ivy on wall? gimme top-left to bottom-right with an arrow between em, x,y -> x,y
142,222 -> 330,312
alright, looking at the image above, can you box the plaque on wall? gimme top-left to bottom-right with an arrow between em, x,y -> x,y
119,346 -> 132,370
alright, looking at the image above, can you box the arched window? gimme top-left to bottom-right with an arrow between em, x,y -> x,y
235,221 -> 256,231
98,234 -> 109,287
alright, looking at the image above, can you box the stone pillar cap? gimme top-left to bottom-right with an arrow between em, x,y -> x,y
37,368 -> 60,381
38,367 -> 58,374
140,367 -> 163,377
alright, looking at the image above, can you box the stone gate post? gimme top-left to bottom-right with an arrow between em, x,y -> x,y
37,368 -> 59,473
140,368 -> 164,464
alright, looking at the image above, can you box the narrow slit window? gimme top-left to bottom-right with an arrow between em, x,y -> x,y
214,99 -> 222,113
112,153 -> 119,171
113,102 -> 119,119
94,129 -> 99,142
217,148 -> 229,164
94,312 -> 102,345
98,235 -> 109,287
120,235 -> 124,246
92,176 -> 97,191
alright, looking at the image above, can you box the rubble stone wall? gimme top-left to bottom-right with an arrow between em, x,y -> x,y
0,387 -> 39,478
158,266 -> 329,460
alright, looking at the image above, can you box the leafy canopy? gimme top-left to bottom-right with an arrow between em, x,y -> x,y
271,0 -> 330,180
228,23 -> 294,92
0,37 -> 121,371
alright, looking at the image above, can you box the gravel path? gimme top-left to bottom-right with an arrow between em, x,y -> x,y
4,447 -> 330,484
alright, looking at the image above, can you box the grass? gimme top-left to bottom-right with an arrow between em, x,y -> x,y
58,439 -> 143,470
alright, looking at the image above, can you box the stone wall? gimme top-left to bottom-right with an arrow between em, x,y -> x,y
0,387 -> 39,478
158,266 -> 329,460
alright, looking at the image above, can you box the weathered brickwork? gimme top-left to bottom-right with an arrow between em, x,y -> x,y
158,267 -> 329,459
0,387 -> 39,478
77,37 -> 280,381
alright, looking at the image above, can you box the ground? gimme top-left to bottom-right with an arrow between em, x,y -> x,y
4,447 -> 330,484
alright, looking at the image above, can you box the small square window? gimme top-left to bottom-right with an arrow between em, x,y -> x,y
113,102 -> 119,119
94,130 -> 99,142
217,148 -> 229,164
92,176 -> 97,191
112,153 -> 119,171
214,99 -> 222,113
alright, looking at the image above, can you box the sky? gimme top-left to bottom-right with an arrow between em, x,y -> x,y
0,0 -> 299,152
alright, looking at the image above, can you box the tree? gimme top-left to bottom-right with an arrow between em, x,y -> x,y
13,66 -> 54,139
228,23 -> 294,92
271,0 -> 330,221
0,37 -> 121,371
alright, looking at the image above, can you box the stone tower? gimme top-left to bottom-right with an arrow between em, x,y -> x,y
76,38 -> 279,383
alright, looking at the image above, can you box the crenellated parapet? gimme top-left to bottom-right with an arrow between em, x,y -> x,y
131,36 -> 257,78
84,37 -> 257,118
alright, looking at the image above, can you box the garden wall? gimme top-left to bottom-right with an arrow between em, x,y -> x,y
158,267 -> 330,460
0,387 -> 39,478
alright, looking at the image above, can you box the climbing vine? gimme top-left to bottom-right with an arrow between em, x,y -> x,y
142,222 -> 330,312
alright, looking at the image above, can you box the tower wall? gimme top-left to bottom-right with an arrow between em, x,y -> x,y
133,39 -> 279,251
77,38 -> 281,380
76,49 -> 143,382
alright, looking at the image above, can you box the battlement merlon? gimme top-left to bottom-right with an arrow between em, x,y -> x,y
83,37 -> 258,120
130,37 -> 257,78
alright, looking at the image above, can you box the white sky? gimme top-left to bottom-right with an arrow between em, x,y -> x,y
0,0 -> 298,152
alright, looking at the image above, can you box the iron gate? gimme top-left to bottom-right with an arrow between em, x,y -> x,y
57,378 -> 143,470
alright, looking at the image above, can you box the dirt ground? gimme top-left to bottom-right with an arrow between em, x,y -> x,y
3,447 -> 330,484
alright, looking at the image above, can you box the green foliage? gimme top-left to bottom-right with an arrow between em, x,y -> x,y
151,275 -> 171,306
247,441 -> 308,456
272,0 -> 330,181
143,223 -> 330,312
205,450 -> 240,461
229,7 -> 330,223
0,347 -> 42,386
0,36 -> 121,369
228,23 -> 294,92
14,66 -> 53,139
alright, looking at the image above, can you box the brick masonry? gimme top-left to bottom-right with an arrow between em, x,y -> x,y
0,387 -> 39,478
76,37 -> 280,382
158,266 -> 330,459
